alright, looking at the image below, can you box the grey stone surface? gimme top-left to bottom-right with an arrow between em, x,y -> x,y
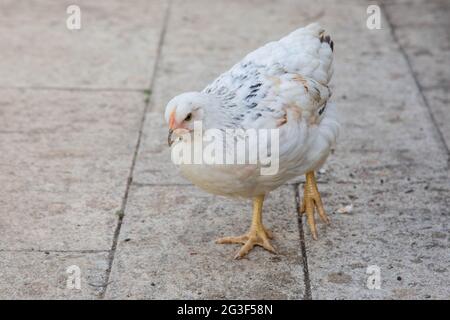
0,89 -> 146,250
105,186 -> 304,299
383,0 -> 450,152
0,0 -> 449,300
424,88 -> 450,148
0,0 -> 167,89
300,2 -> 450,299
0,251 -> 109,299
107,0 -> 450,300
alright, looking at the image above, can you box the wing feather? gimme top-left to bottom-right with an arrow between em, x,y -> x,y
202,23 -> 333,130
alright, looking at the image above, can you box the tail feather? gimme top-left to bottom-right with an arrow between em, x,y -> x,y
288,23 -> 334,52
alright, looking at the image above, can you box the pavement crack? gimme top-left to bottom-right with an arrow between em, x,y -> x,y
294,183 -> 312,300
0,249 -> 109,253
99,0 -> 173,299
130,181 -> 340,188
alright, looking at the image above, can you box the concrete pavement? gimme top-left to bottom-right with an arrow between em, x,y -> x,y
0,0 -> 448,299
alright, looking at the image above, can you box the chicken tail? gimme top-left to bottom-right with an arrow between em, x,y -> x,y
319,30 -> 334,52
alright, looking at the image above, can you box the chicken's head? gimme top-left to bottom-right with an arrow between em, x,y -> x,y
165,91 -> 212,146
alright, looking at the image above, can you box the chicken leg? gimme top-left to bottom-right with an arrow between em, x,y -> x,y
216,194 -> 276,259
300,171 -> 330,240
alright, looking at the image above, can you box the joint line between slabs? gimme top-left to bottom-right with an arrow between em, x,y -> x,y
294,183 -> 312,300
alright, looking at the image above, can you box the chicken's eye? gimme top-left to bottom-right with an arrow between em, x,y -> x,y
184,113 -> 192,121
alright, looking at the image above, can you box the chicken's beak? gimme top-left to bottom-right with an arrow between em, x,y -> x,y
168,129 -> 174,147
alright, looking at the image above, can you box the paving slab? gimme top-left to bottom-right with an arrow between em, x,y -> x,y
0,0 -> 167,89
323,15 -> 448,184
422,88 -> 450,149
0,89 -> 146,250
106,186 -> 304,299
389,27 -> 449,90
304,179 -> 449,299
0,251 -> 109,299
122,0 -> 450,300
382,0 -> 450,28
1,0 -> 448,300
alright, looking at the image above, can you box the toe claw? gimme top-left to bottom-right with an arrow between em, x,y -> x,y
234,239 -> 255,259
264,228 -> 274,239
300,201 -> 306,214
262,240 -> 277,254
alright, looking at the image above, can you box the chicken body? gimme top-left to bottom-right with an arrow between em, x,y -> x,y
165,23 -> 339,258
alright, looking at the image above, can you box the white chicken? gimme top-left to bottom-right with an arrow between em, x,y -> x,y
165,23 -> 339,259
